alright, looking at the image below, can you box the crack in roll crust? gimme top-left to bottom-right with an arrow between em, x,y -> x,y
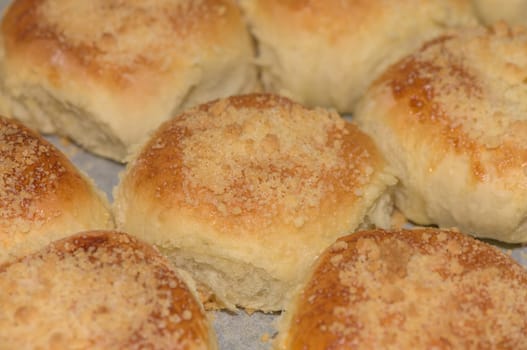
276,228 -> 527,349
0,117 -> 112,264
355,24 -> 527,242
114,93 -> 396,311
0,231 -> 217,349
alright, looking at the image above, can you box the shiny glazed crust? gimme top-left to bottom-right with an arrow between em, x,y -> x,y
0,0 -> 258,161
0,230 -> 217,349
355,24 -> 527,243
0,116 -> 112,263
276,228 -> 527,349
239,0 -> 476,113
114,93 -> 396,311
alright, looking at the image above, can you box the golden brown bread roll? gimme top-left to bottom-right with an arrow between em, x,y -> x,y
238,0 -> 476,113
113,93 -> 396,312
0,116 -> 112,264
0,230 -> 217,349
275,228 -> 527,349
355,24 -> 527,243
0,0 -> 258,161
473,0 -> 527,26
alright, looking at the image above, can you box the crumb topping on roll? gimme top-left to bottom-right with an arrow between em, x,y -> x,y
0,117 -> 112,263
0,231 -> 214,349
115,93 -> 395,311
355,24 -> 527,242
279,229 -> 527,349
383,25 -> 527,181
0,0 -> 257,161
129,94 -> 381,230
0,118 -> 66,222
5,0 -> 239,77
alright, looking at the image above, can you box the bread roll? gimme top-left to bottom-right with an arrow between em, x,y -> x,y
0,116 -> 112,264
114,93 -> 396,312
473,0 -> 527,26
0,0 -> 258,161
238,0 -> 476,113
276,228 -> 527,349
0,230 -> 217,349
355,24 -> 527,243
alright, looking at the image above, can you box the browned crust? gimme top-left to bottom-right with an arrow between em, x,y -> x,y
373,27 -> 527,182
282,228 -> 527,349
0,230 -> 213,349
2,0 -> 244,88
124,93 -> 384,234
0,117 -> 92,222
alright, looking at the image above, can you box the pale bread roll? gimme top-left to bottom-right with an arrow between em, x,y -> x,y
238,0 -> 476,113
276,228 -> 527,349
355,24 -> 527,243
114,93 -> 396,312
473,0 -> 527,26
0,230 -> 217,350
0,116 -> 112,264
0,0 -> 258,161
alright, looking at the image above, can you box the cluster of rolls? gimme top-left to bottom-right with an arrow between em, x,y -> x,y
0,117 -> 217,349
1,0 -> 527,349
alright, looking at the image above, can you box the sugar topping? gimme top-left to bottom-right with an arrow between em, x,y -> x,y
285,229 -> 527,349
131,94 -> 381,229
0,117 -> 81,254
0,117 -> 113,264
0,231 -> 211,349
8,0 -> 236,72
0,118 -> 66,223
385,24 -> 527,179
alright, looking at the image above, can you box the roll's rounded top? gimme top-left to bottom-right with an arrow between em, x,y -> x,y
244,0 -> 475,39
0,117 -> 70,221
279,228 -> 527,349
0,117 -> 109,227
125,93 -> 385,231
370,24 -> 527,180
3,0 -> 246,83
0,116 -> 112,260
0,231 -> 215,349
